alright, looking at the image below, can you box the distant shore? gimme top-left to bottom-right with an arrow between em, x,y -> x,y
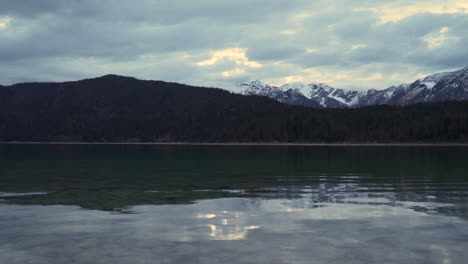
1,142 -> 467,147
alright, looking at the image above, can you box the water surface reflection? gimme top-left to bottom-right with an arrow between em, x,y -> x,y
1,145 -> 468,263
2,182 -> 468,263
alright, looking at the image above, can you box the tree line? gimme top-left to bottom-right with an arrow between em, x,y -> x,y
0,75 -> 467,143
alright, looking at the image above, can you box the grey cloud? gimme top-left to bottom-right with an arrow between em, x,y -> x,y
292,52 -> 347,68
246,47 -> 305,62
329,11 -> 377,41
0,0 -> 467,88
0,0 -> 67,16
0,0 -> 310,24
348,47 -> 400,64
292,12 -> 468,69
0,0 -> 98,18
0,16 -> 244,63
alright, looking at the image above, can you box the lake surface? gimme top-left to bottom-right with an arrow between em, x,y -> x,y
1,144 -> 467,263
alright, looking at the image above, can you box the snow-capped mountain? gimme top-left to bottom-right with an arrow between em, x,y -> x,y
238,81 -> 364,108
375,66 -> 468,105
235,66 -> 468,108
239,81 -> 323,107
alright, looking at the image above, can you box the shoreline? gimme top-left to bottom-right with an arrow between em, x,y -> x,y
1,142 -> 468,147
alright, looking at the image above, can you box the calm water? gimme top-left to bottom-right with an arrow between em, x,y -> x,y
1,144 -> 468,263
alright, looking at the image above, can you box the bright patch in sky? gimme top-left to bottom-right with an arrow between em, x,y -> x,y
424,27 -> 454,49
222,68 -> 245,77
351,44 -> 368,50
364,73 -> 383,81
0,17 -> 11,29
305,48 -> 318,53
356,0 -> 468,23
195,48 -> 262,68
292,12 -> 313,22
280,29 -> 298,35
265,69 -> 390,88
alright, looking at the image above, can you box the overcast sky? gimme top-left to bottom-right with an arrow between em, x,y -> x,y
1,0 -> 467,90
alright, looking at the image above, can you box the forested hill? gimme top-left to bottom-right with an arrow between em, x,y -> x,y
0,75 -> 467,143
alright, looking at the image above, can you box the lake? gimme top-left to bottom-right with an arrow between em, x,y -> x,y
1,144 -> 467,263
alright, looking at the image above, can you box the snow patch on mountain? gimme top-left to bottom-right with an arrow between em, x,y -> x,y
280,83 -> 313,98
223,66 -> 468,108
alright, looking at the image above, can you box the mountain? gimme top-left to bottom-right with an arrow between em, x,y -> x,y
240,81 -> 361,108
0,74 -> 467,142
236,66 -> 468,108
375,66 -> 468,105
239,81 -> 322,108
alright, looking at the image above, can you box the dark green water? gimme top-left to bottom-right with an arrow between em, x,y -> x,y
1,145 -> 467,263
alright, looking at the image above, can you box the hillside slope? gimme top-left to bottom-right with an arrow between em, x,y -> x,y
0,75 -> 467,142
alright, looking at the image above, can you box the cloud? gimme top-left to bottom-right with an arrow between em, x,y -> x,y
354,0 -> 468,23
1,0 -> 468,90
195,48 -> 262,68
351,44 -> 368,50
0,16 -> 11,29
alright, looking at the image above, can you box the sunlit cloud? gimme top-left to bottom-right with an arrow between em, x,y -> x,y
279,29 -> 298,35
355,0 -> 468,23
266,68 -> 335,86
423,27 -> 457,49
281,11 -> 312,37
0,16 -> 12,29
363,73 -> 383,81
195,48 -> 262,68
264,67 -> 387,89
275,75 -> 309,84
222,68 -> 245,77
334,73 -> 354,80
292,11 -> 314,22
351,44 -> 368,50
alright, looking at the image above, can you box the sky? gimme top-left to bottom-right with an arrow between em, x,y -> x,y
1,0 -> 468,90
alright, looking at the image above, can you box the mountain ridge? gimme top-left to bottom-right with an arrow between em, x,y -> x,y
235,66 -> 468,108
